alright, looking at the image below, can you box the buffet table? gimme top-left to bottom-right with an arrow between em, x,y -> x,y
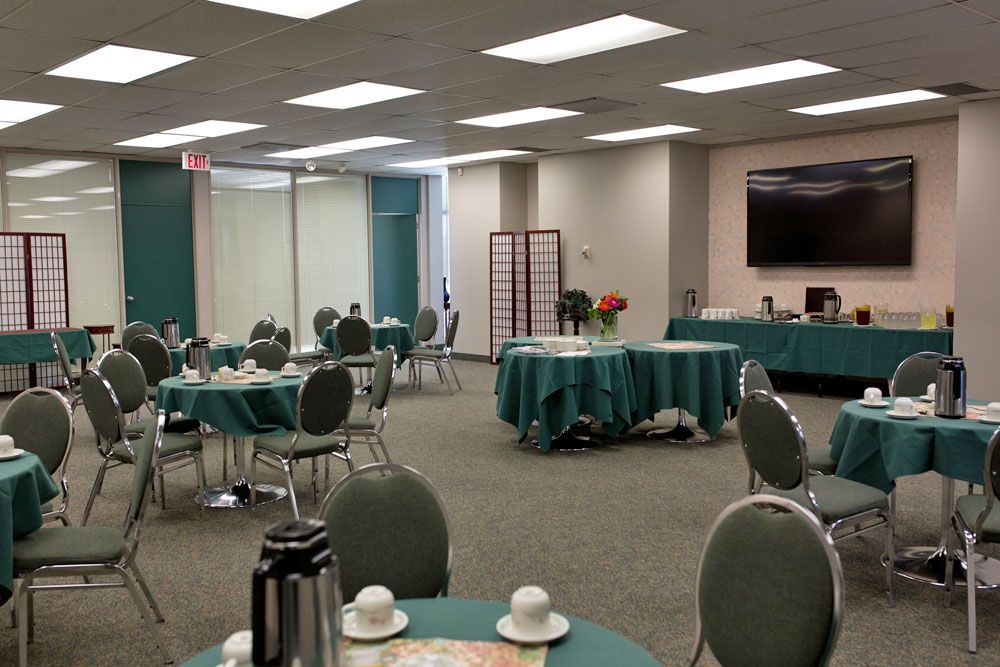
0,328 -> 95,365
666,317 -> 952,379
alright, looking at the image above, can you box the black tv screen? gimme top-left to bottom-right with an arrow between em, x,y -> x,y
746,156 -> 913,266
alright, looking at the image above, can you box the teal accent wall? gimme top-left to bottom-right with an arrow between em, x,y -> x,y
371,177 -> 420,325
371,176 -> 419,214
119,161 -> 197,339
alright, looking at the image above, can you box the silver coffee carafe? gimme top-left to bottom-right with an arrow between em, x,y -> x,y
186,337 -> 212,379
823,291 -> 842,324
761,296 -> 774,322
685,289 -> 698,317
161,317 -> 180,349
252,520 -> 344,667
934,356 -> 967,419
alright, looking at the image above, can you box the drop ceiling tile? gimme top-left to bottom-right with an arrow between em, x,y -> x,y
278,109 -> 392,131
525,113 -> 659,136
0,28 -> 98,73
587,0 -> 667,9
60,128 -> 144,144
219,71 -> 354,102
94,143 -> 150,155
392,124 -> 491,141
957,0 -> 1000,20
719,115 -> 861,135
0,69 -> 32,91
1,0 -> 186,41
857,44 -> 1000,80
29,139 -> 102,152
314,0 -> 505,36
408,0 -> 614,50
115,3 -> 297,56
375,54 -> 530,90
498,75 -> 652,106
0,1 -> 30,18
0,75 -> 117,105
326,115 -> 441,136
610,84 -> 692,104
216,24 -> 389,69
684,132 -> 757,145
95,113 -> 189,132
38,106 -> 135,128
632,1 -> 818,30
406,100 -> 522,122
814,23 -> 1000,69
141,148 -> 185,158
753,80 -> 910,110
714,70 -> 877,103
0,136 -> 37,148
224,125 -> 314,142
618,46 -> 788,84
152,94 -> 270,119
359,92 -> 480,116
140,59 -> 282,94
0,120 -> 76,140
557,32 -> 741,76
894,63 -> 1000,87
442,66 -> 591,99
84,86 -> 202,113
225,103 -> 330,125
300,39 -> 467,79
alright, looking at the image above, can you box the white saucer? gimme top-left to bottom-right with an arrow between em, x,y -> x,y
250,378 -> 273,385
919,395 -> 934,402
0,448 -> 26,460
979,417 -> 1000,425
234,371 -> 248,379
280,372 -> 302,378
183,379 -> 207,385
858,400 -> 888,408
496,613 -> 570,645
886,410 -> 918,420
342,608 -> 408,641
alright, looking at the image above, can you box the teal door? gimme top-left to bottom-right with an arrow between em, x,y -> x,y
371,177 -> 419,325
120,160 -> 197,339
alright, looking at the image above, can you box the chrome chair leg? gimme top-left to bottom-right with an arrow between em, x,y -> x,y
283,460 -> 299,519
885,506 -> 895,606
249,454 -> 258,509
82,460 -> 109,525
311,458 -> 318,504
158,471 -> 167,509
436,360 -> 453,395
966,535 -> 978,653
375,433 -> 392,465
324,455 -> 330,494
195,454 -> 206,518
26,587 -> 34,643
222,435 -> 228,480
448,360 -> 462,390
131,561 -> 166,623
17,576 -> 29,667
364,436 -> 380,463
121,568 -> 172,664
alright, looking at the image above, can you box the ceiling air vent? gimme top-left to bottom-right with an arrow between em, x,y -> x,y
551,97 -> 636,114
925,83 -> 990,96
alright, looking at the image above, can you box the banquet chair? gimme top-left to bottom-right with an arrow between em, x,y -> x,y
97,350 -> 199,436
411,306 -> 439,346
319,463 -> 452,603
945,427 -> 1000,653
313,306 -> 340,348
687,494 -> 843,666
1,388 -> 74,526
405,311 -> 462,394
249,318 -> 278,343
80,368 -> 205,521
12,412 -> 171,666
50,332 -> 82,410
739,359 -> 837,475
271,326 -> 292,352
239,339 -> 290,371
738,390 -> 895,601
120,321 -> 157,355
251,361 -> 354,519
337,347 -> 396,465
889,351 -> 944,397
127,334 -> 172,415
336,315 -> 376,385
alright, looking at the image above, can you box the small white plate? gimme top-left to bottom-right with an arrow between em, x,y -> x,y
183,379 -> 207,385
233,371 -> 248,379
342,608 -> 408,641
251,378 -> 273,385
0,448 -> 26,460
979,417 -> 1000,425
280,371 -> 302,378
496,613 -> 570,645
919,395 -> 934,402
858,400 -> 888,408
886,410 -> 918,420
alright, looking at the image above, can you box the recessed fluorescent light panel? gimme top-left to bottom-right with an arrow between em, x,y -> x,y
586,124 -> 699,142
115,133 -> 202,148
206,0 -> 361,19
484,15 -> 685,64
457,107 -> 580,128
46,45 -> 195,83
327,136 -> 413,150
32,196 -> 76,202
266,146 -> 350,159
663,59 -> 839,93
0,122 -> 14,131
165,120 -> 264,137
287,82 -> 424,109
390,150 -> 530,169
0,99 -> 62,123
789,89 -> 944,115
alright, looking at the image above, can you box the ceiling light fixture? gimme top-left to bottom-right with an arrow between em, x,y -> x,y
457,107 -> 580,128
484,15 -> 684,64
32,196 -> 77,202
287,82 -> 424,109
114,133 -> 203,148
46,45 -> 194,83
789,89 -> 945,115
325,136 -> 413,150
76,186 -> 114,194
586,124 -> 700,141
165,120 -> 265,137
7,160 -> 95,178
389,149 -> 531,169
206,0 -> 361,19
663,59 -> 839,93
0,121 -> 13,131
0,100 -> 63,123
266,146 -> 350,159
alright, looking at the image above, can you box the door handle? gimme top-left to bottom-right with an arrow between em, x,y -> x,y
126,295 -> 135,303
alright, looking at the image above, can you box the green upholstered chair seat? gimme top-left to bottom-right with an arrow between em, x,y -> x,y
340,353 -> 375,367
112,432 -> 201,462
956,495 -> 1000,542
768,476 -> 888,524
808,445 -> 838,475
13,526 -> 125,571
290,350 -> 325,362
125,416 -> 200,435
254,432 -> 346,459
404,348 -> 443,359
345,414 -> 375,430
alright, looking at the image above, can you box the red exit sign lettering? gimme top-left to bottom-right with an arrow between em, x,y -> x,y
182,151 -> 211,171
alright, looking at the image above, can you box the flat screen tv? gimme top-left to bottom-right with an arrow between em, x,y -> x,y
746,156 -> 913,266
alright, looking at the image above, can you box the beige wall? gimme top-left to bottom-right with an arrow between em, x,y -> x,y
668,141 -> 709,317
499,163 -> 528,232
707,120 -> 958,314
525,162 -> 538,230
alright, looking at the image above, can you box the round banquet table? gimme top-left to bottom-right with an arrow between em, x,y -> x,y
0,452 -> 58,606
320,323 -> 415,366
830,398 -> 1000,587
180,598 -> 659,667
625,340 -> 742,441
495,346 -> 636,452
167,342 -> 246,375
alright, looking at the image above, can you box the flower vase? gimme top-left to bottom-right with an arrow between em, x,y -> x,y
600,314 -> 619,341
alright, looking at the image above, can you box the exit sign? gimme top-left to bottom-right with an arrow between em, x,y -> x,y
182,151 -> 210,171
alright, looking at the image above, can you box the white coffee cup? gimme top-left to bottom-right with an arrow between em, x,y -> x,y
701,309 -> 710,319
987,402 -> 1000,421
240,359 -> 257,372
254,368 -> 270,382
183,338 -> 192,346
391,317 -> 400,325
0,435 -> 15,455
557,339 -> 575,352
219,366 -> 235,381
354,585 -> 395,633
219,335 -> 230,344
894,397 -> 914,415
181,363 -> 189,374
212,332 -> 223,342
863,387 -> 883,405
382,316 -> 391,324
282,362 -> 297,374
926,383 -> 936,400
184,369 -> 201,382
510,586 -> 551,635
332,319 -> 340,326
221,630 -> 253,666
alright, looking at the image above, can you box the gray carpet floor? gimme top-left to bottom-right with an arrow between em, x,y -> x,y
0,359 -> 995,666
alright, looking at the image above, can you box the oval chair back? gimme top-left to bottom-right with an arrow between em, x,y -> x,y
689,494 -> 843,666
371,347 -> 396,412
889,351 -> 944,397
297,362 -> 354,440
1,387 -> 74,476
313,307 -> 341,341
412,307 -> 438,343
80,369 -> 127,453
319,463 -> 451,602
443,310 -> 460,354
272,326 -> 292,352
127,333 -> 171,389
121,321 -> 157,355
240,339 -> 290,371
739,359 -> 774,398
737,391 -> 809,492
336,316 -> 372,357
249,318 -> 278,343
50,332 -> 78,395
97,349 -> 148,415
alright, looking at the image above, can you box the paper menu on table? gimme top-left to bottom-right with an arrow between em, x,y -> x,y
345,638 -> 546,666
649,342 -> 714,350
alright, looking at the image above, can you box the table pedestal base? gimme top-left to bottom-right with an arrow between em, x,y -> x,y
647,409 -> 710,443
199,436 -> 288,508
531,417 -> 600,451
883,547 -> 1000,588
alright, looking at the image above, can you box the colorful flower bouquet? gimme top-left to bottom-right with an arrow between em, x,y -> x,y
588,290 -> 628,341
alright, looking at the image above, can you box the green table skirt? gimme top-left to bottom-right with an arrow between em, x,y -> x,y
0,328 -> 96,365
625,341 -> 742,438
320,324 -> 415,367
666,317 -> 953,379
168,343 -> 246,375
156,373 -> 303,437
181,598 -> 658,667
495,347 -> 636,451
494,336 -> 598,394
829,399 -> 997,493
1,452 -> 58,606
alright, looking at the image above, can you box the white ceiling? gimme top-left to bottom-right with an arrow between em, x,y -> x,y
0,0 -> 997,173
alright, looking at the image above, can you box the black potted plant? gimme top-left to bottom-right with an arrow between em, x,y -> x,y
556,288 -> 592,335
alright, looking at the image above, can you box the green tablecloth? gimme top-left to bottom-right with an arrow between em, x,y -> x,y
494,337 -> 598,394
666,317 -> 953,379
181,598 -> 658,667
156,373 -> 303,437
0,452 -> 58,606
829,399 -> 997,493
625,341 -> 743,438
168,342 -> 246,375
0,328 -> 96,365
495,346 -> 636,451
320,324 -> 415,366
